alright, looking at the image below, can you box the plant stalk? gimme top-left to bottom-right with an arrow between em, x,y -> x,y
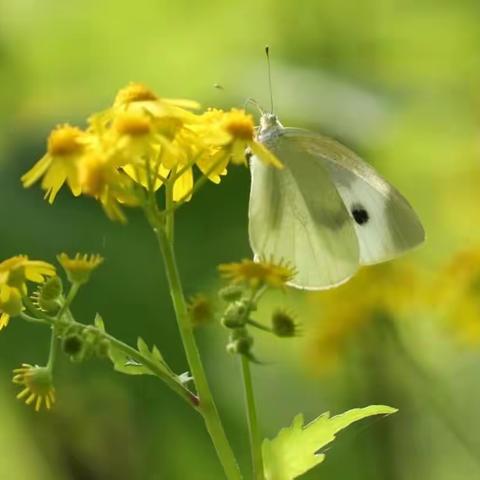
241,355 -> 264,480
152,213 -> 242,480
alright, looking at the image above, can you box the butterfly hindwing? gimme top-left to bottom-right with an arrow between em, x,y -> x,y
249,133 -> 360,289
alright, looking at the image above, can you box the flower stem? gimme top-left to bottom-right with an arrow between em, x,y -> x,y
240,355 -> 264,480
47,282 -> 80,371
151,214 -> 242,480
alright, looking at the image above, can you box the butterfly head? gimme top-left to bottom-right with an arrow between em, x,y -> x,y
258,113 -> 283,141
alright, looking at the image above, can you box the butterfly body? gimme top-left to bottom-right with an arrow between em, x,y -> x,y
248,113 -> 425,290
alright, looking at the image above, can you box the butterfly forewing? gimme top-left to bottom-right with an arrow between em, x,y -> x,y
249,133 -> 360,290
282,129 -> 425,265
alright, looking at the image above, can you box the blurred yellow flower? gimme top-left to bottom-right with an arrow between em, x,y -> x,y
219,258 -> 296,289
57,253 -> 104,285
306,262 -> 424,373
433,248 -> 480,346
21,125 -> 90,203
13,364 -> 55,412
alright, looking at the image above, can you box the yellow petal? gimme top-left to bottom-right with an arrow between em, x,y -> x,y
250,141 -> 283,169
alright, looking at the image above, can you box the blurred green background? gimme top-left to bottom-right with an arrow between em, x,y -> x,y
2,0 -> 480,479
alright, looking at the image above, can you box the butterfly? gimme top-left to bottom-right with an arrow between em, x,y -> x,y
248,113 -> 425,290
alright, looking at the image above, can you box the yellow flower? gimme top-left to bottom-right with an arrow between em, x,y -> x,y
433,248 -> 480,346
13,364 -> 55,412
0,255 -> 56,290
306,262 -> 424,373
219,258 -> 296,289
78,154 -> 140,223
0,256 -> 56,330
112,82 -> 198,139
21,125 -> 91,203
57,253 -> 104,285
221,109 -> 282,167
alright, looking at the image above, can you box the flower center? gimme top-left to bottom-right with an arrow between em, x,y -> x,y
48,126 -> 85,156
114,113 -> 152,136
224,110 -> 255,140
115,83 -> 158,105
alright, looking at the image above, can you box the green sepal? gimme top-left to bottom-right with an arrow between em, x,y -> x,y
262,405 -> 398,480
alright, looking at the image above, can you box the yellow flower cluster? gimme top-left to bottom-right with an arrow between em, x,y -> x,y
0,256 -> 56,330
22,83 -> 281,222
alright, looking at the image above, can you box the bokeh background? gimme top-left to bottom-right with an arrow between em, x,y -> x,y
2,1 -> 480,479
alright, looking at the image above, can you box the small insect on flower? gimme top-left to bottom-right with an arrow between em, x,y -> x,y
57,253 -> 104,285
219,258 -> 296,289
13,364 -> 55,412
21,124 -> 92,203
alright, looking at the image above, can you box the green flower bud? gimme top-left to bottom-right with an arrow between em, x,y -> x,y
37,276 -> 63,313
62,334 -> 85,362
271,310 -> 299,337
218,285 -> 244,302
221,301 -> 250,328
226,335 -> 254,355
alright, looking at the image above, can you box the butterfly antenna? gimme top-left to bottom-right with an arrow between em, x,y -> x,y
244,97 -> 265,115
265,45 -> 274,114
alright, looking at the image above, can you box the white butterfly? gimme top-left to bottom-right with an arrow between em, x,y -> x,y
248,113 -> 425,290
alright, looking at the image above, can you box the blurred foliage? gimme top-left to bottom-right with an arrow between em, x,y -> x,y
1,0 -> 480,479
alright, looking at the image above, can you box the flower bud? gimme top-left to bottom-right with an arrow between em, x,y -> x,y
271,310 -> 299,337
37,276 -> 63,313
221,300 -> 249,328
218,285 -> 244,302
62,334 -> 85,362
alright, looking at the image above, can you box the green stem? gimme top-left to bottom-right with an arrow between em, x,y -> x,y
151,214 -> 242,480
240,356 -> 264,480
47,283 -> 80,372
19,310 -> 199,408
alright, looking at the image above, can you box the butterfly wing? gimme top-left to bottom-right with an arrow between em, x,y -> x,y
249,133 -> 360,290
282,128 -> 425,265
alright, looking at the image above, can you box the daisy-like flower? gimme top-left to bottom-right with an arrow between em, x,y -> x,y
21,124 -> 91,203
0,285 -> 22,330
221,109 -> 282,167
0,255 -> 56,292
57,253 -> 104,285
0,256 -> 56,330
219,258 -> 296,289
112,82 -> 199,140
78,152 -> 140,223
13,364 -> 55,411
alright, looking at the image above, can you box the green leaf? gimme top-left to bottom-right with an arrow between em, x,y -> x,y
262,405 -> 397,480
109,336 -> 173,378
94,313 -> 105,332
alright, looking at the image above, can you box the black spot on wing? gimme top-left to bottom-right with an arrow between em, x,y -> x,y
351,204 -> 369,225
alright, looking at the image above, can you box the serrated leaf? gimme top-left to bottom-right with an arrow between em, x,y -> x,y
109,336 -> 172,378
262,405 -> 397,480
94,313 -> 105,332
137,337 -> 150,356
108,347 -> 151,376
